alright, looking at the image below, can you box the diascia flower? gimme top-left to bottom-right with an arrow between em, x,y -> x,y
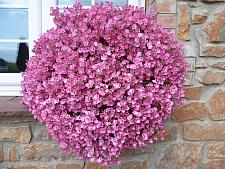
21,2 -> 187,166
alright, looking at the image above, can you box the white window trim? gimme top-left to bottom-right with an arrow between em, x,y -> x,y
0,0 -> 41,96
0,0 -> 145,96
0,4 -> 29,9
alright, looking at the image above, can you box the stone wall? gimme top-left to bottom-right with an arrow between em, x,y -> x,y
0,0 -> 225,168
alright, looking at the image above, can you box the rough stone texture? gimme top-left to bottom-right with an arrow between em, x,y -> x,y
184,44 -> 197,57
203,7 -> 225,42
160,128 -> 177,141
153,127 -> 177,142
200,44 -> 225,57
204,160 -> 225,169
157,14 -> 175,28
155,0 -> 176,13
185,86 -> 203,100
7,165 -> 50,169
61,152 -> 78,161
192,9 -> 208,24
178,2 -> 190,40
201,70 -> 225,85
145,0 -> 155,9
213,62 -> 225,70
31,124 -> 50,140
189,2 -> 203,8
0,97 -> 30,117
196,59 -> 208,68
0,145 -> 3,161
185,73 -> 195,86
23,144 -> 62,161
158,143 -> 203,169
208,143 -> 225,158
210,90 -> 225,120
85,163 -> 112,169
184,58 -> 196,72
195,28 -> 205,45
120,161 -> 148,169
172,102 -> 208,122
56,164 -> 81,169
0,126 -> 31,143
202,0 -> 225,2
183,123 -> 225,140
9,145 -> 19,161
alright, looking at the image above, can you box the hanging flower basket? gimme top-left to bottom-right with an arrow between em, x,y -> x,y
21,2 -> 187,166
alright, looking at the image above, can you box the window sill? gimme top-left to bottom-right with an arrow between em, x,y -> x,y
0,97 -> 31,117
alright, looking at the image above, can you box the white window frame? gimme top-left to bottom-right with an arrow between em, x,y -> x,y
0,0 -> 145,96
0,0 -> 41,96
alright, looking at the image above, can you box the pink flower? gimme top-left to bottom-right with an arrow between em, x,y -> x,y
147,42 -> 153,49
21,1 -> 187,166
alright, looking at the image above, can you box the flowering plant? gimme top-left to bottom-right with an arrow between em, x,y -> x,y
21,2 -> 187,166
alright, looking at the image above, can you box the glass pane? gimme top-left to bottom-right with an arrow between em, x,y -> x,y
58,0 -> 92,6
0,0 -> 29,5
95,0 -> 128,6
0,42 -> 29,73
0,9 -> 28,39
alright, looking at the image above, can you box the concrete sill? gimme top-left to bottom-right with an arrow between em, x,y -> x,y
0,97 -> 31,117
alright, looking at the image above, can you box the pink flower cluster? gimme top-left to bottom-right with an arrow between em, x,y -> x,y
21,2 -> 187,166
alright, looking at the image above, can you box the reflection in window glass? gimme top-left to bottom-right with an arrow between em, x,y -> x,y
0,42 -> 29,73
58,0 -> 92,6
95,0 -> 128,6
0,0 -> 29,5
0,9 -> 28,39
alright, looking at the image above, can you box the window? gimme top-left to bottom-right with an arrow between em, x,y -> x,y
0,0 -> 144,96
0,0 -> 40,95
